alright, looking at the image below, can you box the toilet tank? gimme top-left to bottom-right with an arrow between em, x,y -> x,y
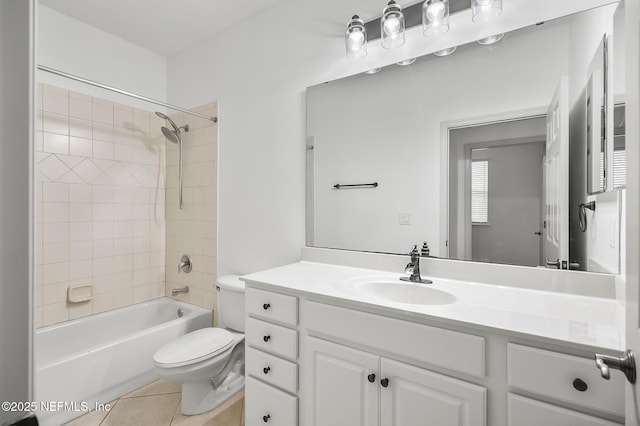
217,275 -> 245,332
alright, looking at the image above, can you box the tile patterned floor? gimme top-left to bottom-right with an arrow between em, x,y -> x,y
64,380 -> 245,426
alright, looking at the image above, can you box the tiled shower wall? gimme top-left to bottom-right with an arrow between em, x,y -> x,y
164,105 -> 218,323
35,84 -> 167,327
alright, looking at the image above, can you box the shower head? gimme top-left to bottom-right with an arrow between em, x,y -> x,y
155,111 -> 189,144
161,126 -> 181,144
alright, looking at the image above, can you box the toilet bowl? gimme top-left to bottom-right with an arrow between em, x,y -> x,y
153,275 -> 245,415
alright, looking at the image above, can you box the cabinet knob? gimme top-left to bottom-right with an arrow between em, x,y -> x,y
264,366 -> 271,375
263,414 -> 270,423
380,378 -> 389,387
263,335 -> 271,342
572,378 -> 588,392
263,303 -> 271,310
367,373 -> 376,383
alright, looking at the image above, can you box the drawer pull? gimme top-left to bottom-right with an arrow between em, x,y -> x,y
380,378 -> 389,387
572,378 -> 588,392
263,414 -> 271,422
367,373 -> 376,383
263,335 -> 271,342
263,366 -> 271,375
263,303 -> 271,310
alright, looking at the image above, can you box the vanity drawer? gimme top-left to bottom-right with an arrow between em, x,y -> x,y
246,317 -> 298,361
304,301 -> 485,377
246,376 -> 298,426
508,394 -> 622,426
247,286 -> 298,326
247,347 -> 298,394
507,343 -> 624,417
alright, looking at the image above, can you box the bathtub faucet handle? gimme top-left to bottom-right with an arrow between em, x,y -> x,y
178,254 -> 192,273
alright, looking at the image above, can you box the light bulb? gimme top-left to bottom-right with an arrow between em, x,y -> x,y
383,16 -> 401,36
348,29 -> 364,46
426,2 -> 445,21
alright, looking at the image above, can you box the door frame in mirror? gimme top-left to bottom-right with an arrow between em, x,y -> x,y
439,106 -> 549,258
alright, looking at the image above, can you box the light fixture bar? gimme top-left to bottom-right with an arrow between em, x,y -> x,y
364,0 -> 470,41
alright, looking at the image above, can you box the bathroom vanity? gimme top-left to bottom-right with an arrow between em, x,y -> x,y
242,250 -> 625,426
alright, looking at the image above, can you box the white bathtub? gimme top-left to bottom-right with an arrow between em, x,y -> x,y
34,297 -> 212,426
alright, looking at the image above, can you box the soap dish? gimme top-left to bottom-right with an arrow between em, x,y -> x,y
67,284 -> 94,303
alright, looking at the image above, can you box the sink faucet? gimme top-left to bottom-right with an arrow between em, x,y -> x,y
400,245 -> 432,284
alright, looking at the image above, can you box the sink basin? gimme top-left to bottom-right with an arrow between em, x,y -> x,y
346,277 -> 456,306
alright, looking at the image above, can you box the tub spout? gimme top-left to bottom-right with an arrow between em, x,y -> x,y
172,286 -> 189,296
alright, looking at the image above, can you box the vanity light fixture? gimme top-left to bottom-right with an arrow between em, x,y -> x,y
433,46 -> 457,56
471,0 -> 503,23
346,0 -> 504,60
345,15 -> 367,59
381,0 -> 406,49
396,58 -> 417,66
477,32 -> 505,45
422,0 -> 450,37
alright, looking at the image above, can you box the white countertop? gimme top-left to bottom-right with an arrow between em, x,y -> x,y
242,261 -> 625,351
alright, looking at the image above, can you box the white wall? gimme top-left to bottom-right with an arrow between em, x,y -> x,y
167,0 -> 620,276
37,5 -> 167,108
0,0 -> 35,424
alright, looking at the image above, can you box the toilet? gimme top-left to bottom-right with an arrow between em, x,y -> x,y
153,275 -> 245,415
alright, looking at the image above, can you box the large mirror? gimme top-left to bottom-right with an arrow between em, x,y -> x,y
306,2 -> 625,273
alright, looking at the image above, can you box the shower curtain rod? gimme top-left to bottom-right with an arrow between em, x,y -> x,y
37,65 -> 218,123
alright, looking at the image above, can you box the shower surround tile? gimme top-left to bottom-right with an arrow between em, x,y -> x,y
35,85 -> 167,327
165,102 -> 218,315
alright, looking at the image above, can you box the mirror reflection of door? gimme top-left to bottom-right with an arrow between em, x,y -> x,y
544,78 -> 570,269
449,116 -> 547,267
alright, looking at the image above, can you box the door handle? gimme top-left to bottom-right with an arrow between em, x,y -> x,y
534,231 -> 543,236
545,258 -> 560,269
595,350 -> 636,384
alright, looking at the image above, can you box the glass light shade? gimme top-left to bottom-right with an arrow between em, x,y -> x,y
345,15 -> 367,59
472,0 -> 502,23
433,46 -> 456,56
477,33 -> 504,45
422,0 -> 449,38
396,58 -> 416,66
381,1 -> 405,49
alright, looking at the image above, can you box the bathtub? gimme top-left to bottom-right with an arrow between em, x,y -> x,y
34,297 -> 212,426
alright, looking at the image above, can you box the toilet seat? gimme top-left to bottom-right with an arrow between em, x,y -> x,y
153,328 -> 234,368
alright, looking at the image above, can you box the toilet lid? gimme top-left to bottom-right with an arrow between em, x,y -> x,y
153,328 -> 235,367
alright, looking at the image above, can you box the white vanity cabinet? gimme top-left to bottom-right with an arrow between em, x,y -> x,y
243,275 -> 624,426
245,287 -> 299,426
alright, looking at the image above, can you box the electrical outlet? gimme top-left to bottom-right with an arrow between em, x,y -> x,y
399,213 -> 411,225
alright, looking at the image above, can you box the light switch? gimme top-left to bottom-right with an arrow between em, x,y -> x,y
399,213 -> 410,225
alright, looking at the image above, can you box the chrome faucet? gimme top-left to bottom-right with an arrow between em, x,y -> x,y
172,286 -> 189,296
400,245 -> 432,284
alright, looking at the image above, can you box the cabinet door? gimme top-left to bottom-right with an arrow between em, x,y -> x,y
305,337 -> 379,426
380,358 -> 486,426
